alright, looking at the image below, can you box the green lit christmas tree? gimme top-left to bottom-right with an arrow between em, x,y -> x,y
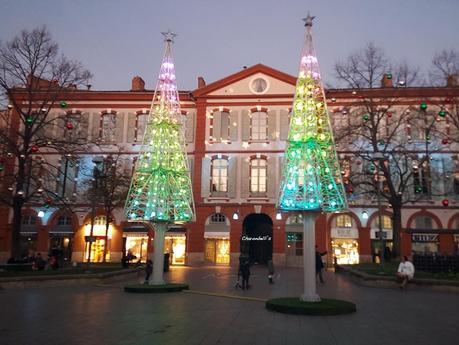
277,14 -> 347,302
124,31 -> 194,285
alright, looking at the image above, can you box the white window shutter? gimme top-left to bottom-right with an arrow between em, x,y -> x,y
126,113 -> 136,143
241,110 -> 250,141
188,156 -> 194,181
92,113 -> 101,141
268,110 -> 277,141
201,157 -> 211,198
228,157 -> 238,198
186,111 -> 195,143
230,110 -> 238,142
115,112 -> 125,143
280,110 -> 289,140
212,112 -> 221,141
267,157 -> 277,198
78,112 -> 89,142
220,112 -> 230,141
241,158 -> 250,198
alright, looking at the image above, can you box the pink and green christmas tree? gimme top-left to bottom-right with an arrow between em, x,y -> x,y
278,15 -> 347,213
124,32 -> 194,225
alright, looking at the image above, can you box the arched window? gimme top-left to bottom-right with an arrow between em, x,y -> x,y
211,157 -> 228,196
250,157 -> 267,196
210,213 -> 226,223
57,215 -> 72,226
22,215 -> 37,225
415,215 -> 434,229
375,215 -> 392,229
250,111 -> 268,141
336,215 -> 352,228
94,216 -> 107,226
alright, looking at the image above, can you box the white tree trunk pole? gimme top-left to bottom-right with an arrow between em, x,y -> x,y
151,223 -> 167,285
301,212 -> 321,302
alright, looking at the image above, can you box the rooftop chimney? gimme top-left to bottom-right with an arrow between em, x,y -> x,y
198,76 -> 206,88
446,74 -> 459,87
381,73 -> 393,88
131,76 -> 145,91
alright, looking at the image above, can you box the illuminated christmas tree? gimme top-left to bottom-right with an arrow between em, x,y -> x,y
277,14 -> 347,302
124,31 -> 194,284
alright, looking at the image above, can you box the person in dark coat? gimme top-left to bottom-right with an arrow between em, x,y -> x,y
145,259 -> 153,284
267,259 -> 275,284
240,259 -> 251,290
315,245 -> 327,284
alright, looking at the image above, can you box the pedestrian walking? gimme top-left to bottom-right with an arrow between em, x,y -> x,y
397,256 -> 415,289
315,245 -> 327,284
145,259 -> 153,284
267,258 -> 275,284
240,259 -> 251,290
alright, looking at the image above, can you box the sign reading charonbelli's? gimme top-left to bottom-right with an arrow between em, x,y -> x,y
241,235 -> 272,241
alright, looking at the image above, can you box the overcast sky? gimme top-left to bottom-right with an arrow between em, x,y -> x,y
1,0 -> 458,91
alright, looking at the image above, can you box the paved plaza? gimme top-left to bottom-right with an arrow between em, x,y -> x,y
0,266 -> 458,345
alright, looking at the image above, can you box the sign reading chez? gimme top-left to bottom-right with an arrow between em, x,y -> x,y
412,234 -> 438,242
331,228 -> 359,239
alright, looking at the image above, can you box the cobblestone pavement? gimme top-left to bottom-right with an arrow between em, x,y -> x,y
0,265 -> 457,345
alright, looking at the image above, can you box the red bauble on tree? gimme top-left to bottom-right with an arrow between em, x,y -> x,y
31,145 -> 39,153
66,122 -> 74,130
442,199 -> 449,207
442,138 -> 449,145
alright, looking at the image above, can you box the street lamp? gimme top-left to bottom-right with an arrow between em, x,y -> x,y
373,152 -> 386,266
86,156 -> 104,264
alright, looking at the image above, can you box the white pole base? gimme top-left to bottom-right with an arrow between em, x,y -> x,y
151,223 -> 167,285
302,212 -> 321,303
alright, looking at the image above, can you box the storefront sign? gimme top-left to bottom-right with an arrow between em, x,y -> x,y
331,228 -> 359,239
412,234 -> 438,242
241,235 -> 272,241
370,229 -> 393,240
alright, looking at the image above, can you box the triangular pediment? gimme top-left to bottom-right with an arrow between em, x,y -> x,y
192,64 -> 296,97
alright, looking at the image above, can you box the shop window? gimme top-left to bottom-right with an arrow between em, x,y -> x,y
205,238 -> 230,264
332,239 -> 359,265
135,112 -> 148,142
250,158 -> 267,196
101,113 -> 116,141
211,158 -> 228,195
125,235 -> 148,263
375,215 -> 392,229
336,215 -> 352,228
250,111 -> 267,141
164,235 -> 186,265
210,213 -> 226,223
286,232 -> 303,256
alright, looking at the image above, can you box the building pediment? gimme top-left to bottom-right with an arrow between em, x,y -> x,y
192,64 -> 296,98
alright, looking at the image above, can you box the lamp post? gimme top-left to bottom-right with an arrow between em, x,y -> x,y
86,156 -> 103,264
373,152 -> 386,266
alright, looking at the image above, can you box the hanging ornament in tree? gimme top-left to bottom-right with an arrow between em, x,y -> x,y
387,112 -> 392,118
420,102 -> 427,110
442,199 -> 449,207
25,116 -> 34,125
415,185 -> 423,193
378,140 -> 385,146
438,110 -> 446,118
442,138 -> 449,145
31,145 -> 39,153
60,101 -> 68,108
363,114 -> 370,121
385,73 -> 392,80
66,122 -> 74,130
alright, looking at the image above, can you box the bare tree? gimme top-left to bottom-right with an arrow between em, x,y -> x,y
333,45 -> 445,258
429,49 -> 459,86
80,149 -> 130,262
0,27 -> 92,258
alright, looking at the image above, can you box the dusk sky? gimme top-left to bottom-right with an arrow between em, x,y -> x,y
1,0 -> 458,91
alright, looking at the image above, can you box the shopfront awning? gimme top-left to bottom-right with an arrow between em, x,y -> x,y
50,226 -> 74,235
123,224 -> 149,233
